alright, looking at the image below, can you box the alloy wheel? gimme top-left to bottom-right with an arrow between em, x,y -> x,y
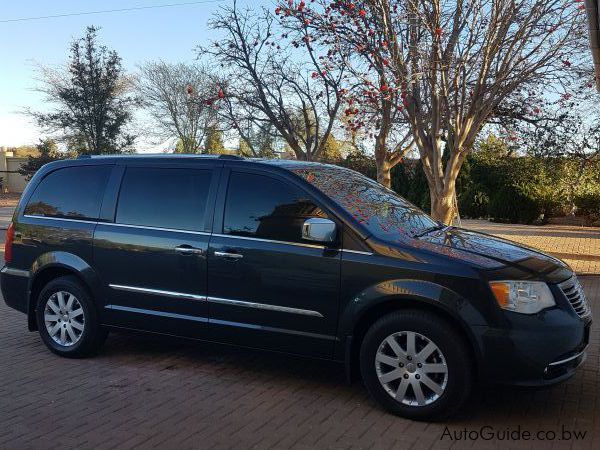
375,331 -> 448,406
44,291 -> 85,347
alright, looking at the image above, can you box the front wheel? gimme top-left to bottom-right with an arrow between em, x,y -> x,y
360,310 -> 472,420
36,275 -> 107,358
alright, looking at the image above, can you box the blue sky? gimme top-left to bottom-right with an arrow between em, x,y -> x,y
0,0 -> 266,148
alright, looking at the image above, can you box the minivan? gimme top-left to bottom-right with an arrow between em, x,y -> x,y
1,155 -> 592,420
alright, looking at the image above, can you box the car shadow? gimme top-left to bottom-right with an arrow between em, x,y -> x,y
98,329 -> 587,425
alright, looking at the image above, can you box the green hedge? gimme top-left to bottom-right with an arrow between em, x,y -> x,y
336,150 -> 600,225
575,192 -> 600,223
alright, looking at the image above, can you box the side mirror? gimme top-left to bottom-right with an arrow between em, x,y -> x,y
302,218 -> 337,244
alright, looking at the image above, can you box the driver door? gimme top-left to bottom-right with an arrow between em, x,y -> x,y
207,168 -> 341,358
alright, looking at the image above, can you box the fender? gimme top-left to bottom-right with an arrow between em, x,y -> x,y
339,279 -> 487,337
336,279 -> 487,376
27,251 -> 103,329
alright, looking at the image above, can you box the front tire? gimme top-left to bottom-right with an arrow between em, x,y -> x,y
36,275 -> 107,358
360,310 -> 472,420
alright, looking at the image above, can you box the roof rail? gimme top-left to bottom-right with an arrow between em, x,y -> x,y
77,155 -> 92,159
218,154 -> 243,160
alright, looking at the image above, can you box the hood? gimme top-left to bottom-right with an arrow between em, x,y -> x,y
415,226 -> 572,281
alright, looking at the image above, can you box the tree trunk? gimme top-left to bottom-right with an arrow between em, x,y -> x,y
421,142 -> 466,225
430,188 -> 457,224
376,157 -> 392,188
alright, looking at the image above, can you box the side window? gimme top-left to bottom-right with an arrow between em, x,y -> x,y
116,167 -> 212,232
223,172 -> 328,244
24,166 -> 111,220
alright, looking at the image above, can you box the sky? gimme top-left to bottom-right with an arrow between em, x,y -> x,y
0,0 -> 266,150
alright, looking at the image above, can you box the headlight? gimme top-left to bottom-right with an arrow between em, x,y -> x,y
489,281 -> 555,314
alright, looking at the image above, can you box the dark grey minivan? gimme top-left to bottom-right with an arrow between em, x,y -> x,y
1,155 -> 591,420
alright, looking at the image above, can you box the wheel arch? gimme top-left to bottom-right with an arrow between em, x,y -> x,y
27,252 -> 101,331
340,280 -> 484,383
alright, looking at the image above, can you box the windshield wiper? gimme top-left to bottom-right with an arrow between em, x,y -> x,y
412,224 -> 449,238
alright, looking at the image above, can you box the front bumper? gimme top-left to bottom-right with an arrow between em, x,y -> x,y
542,348 -> 587,383
472,307 -> 591,386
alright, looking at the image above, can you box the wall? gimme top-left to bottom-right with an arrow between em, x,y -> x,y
0,148 -> 29,193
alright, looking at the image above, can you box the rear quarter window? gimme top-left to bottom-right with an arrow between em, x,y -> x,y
24,165 -> 112,221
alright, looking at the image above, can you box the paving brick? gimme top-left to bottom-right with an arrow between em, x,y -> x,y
0,280 -> 598,449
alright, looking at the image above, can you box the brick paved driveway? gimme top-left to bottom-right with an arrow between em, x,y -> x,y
0,278 -> 598,450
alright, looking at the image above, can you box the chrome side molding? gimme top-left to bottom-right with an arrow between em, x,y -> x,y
108,284 -> 323,318
207,296 -> 324,318
109,284 -> 206,301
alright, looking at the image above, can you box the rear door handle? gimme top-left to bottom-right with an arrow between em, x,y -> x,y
175,245 -> 204,256
214,251 -> 243,260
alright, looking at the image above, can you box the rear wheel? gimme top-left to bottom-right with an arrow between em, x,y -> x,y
360,310 -> 472,420
36,276 -> 107,358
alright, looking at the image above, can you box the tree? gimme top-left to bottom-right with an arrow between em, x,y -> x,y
18,139 -> 71,180
9,145 -> 39,158
137,62 -> 219,153
280,5 -> 414,186
201,0 -> 346,161
237,122 -> 278,157
517,108 -> 600,213
321,134 -> 343,162
204,125 -> 226,153
278,0 -> 588,223
28,26 -> 136,154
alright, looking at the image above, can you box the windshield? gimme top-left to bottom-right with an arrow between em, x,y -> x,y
292,166 -> 439,241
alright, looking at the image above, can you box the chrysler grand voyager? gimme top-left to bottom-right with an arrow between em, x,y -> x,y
1,155 -> 592,420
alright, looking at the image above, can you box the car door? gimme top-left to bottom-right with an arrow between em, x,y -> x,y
94,163 -> 219,339
207,167 -> 341,358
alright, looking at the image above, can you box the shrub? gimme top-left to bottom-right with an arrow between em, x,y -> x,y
574,192 -> 600,223
458,185 -> 489,219
488,186 -> 543,224
335,146 -> 599,225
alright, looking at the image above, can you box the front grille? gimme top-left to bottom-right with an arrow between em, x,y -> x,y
559,277 -> 591,318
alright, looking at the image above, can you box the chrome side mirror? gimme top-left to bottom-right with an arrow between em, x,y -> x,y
302,218 -> 337,244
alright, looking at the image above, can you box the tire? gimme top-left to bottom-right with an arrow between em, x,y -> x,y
360,310 -> 472,421
36,275 -> 107,358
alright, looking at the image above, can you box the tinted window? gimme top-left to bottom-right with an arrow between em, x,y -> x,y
292,166 -> 438,242
224,172 -> 328,243
116,167 -> 212,231
25,166 -> 111,220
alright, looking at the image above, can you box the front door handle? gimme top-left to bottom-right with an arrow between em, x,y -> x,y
175,245 -> 204,256
214,251 -> 243,260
